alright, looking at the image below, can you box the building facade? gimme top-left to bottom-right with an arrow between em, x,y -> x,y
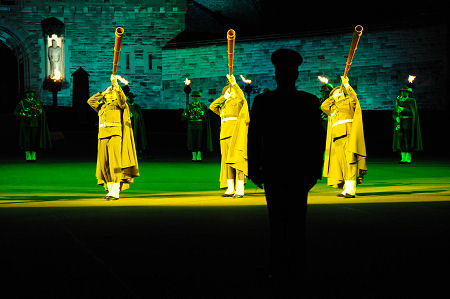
0,0 -> 187,110
1,0 -> 448,111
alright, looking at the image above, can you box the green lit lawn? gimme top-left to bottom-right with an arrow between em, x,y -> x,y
0,157 -> 449,298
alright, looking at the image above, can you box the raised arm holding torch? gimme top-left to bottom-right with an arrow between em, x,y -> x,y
184,78 -> 192,107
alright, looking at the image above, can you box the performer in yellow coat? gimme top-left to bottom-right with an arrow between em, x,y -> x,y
321,76 -> 366,198
210,74 -> 250,197
87,75 -> 139,200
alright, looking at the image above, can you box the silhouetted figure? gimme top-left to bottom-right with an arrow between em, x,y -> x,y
248,49 -> 324,295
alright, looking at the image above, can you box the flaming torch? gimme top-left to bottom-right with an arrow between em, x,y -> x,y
240,74 -> 253,104
184,78 -> 192,107
407,74 -> 416,91
116,75 -> 129,86
318,75 -> 329,85
51,70 -> 62,82
44,66 -> 63,107
318,75 -> 335,100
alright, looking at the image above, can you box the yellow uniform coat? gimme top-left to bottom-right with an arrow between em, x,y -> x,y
210,84 -> 250,189
321,85 -> 367,188
87,87 -> 139,191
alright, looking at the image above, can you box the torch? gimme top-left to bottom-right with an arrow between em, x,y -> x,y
407,75 -> 416,91
112,27 -> 124,75
116,75 -> 129,85
240,74 -> 253,104
318,75 -> 329,85
227,29 -> 236,91
318,75 -> 334,104
318,75 -> 330,98
340,25 -> 363,91
184,78 -> 191,107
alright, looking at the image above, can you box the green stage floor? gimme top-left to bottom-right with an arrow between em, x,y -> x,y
1,157 -> 449,298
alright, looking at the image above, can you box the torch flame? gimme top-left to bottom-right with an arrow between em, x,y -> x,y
51,70 -> 62,81
318,76 -> 329,84
408,75 -> 416,84
240,75 -> 252,84
116,75 -> 129,85
184,78 -> 191,86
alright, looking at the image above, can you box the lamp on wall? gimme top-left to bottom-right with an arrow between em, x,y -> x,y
41,17 -> 65,107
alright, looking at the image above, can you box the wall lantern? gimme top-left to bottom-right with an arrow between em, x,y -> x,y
41,17 -> 65,107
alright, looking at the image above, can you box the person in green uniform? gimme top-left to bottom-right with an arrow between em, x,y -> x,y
126,90 -> 148,158
87,75 -> 139,200
181,90 -> 212,161
321,76 -> 367,198
392,85 -> 422,163
319,82 -> 334,131
13,88 -> 51,161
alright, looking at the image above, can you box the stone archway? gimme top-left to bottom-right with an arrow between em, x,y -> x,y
0,41 -> 18,113
0,25 -> 31,112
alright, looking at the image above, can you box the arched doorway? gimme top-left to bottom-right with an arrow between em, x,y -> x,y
0,25 -> 31,155
0,41 -> 19,113
0,25 -> 30,114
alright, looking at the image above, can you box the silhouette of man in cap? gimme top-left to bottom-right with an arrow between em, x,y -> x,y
248,48 -> 325,294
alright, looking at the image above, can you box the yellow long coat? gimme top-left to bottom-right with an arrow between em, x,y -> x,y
321,85 -> 367,188
87,87 -> 139,190
210,84 -> 250,189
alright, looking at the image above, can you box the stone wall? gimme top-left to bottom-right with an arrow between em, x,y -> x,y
162,25 -> 448,110
1,1 -> 447,111
0,0 -> 187,107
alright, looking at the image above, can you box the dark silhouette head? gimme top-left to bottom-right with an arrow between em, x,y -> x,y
271,49 -> 303,89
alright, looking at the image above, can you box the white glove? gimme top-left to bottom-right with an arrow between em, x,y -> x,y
341,76 -> 349,87
224,89 -> 232,99
102,86 -> 112,96
332,89 -> 343,100
110,74 -> 118,87
226,74 -> 236,85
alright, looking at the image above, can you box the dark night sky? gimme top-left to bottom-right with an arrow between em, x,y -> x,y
180,0 -> 447,42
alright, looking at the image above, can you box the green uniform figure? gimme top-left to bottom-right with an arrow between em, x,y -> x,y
392,85 -> 423,163
13,88 -> 51,161
319,82 -> 334,131
181,90 -> 212,161
127,92 -> 148,158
